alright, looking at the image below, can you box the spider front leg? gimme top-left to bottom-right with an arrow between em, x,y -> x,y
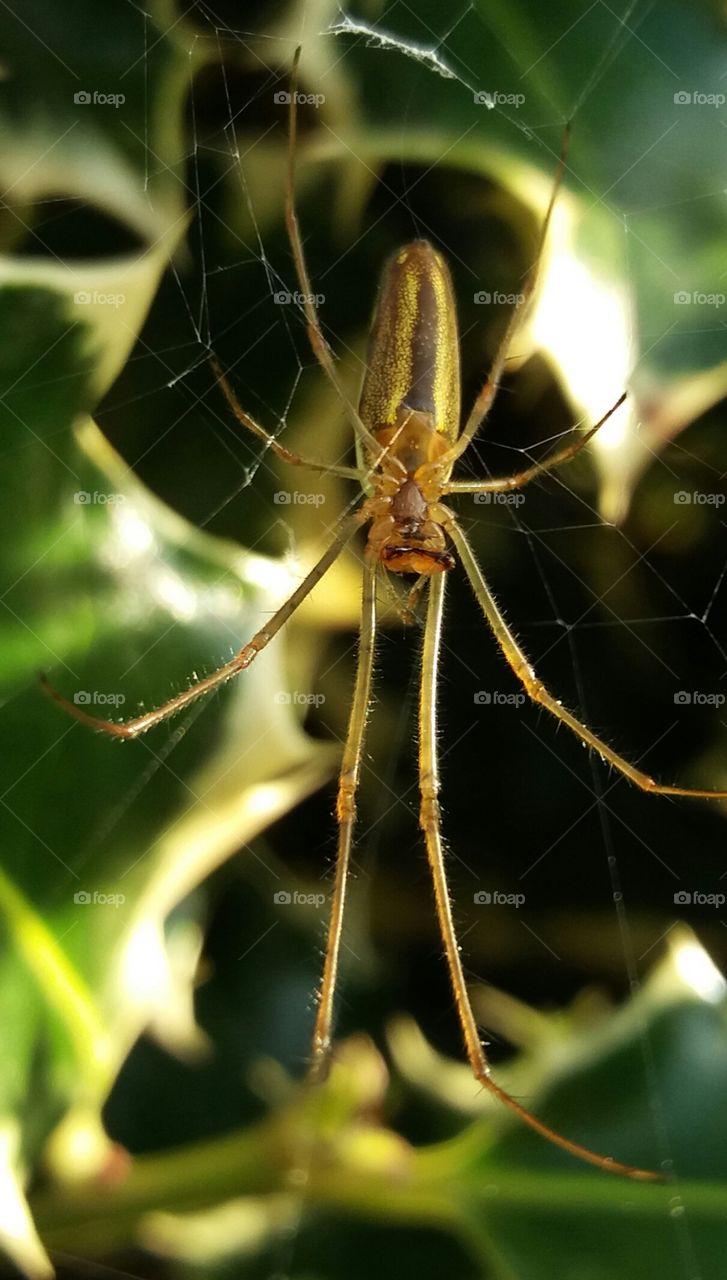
443,392 -> 627,497
41,509 -> 367,739
215,48 -> 389,480
210,355 -> 363,480
434,123 -> 572,472
443,510 -> 727,801
283,49 -> 383,461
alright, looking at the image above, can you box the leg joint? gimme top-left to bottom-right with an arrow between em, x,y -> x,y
420,792 -> 441,828
336,769 -> 358,823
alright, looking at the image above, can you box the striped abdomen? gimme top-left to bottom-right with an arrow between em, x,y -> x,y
359,240 -> 461,460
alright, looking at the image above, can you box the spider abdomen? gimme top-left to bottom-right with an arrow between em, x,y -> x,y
359,239 -> 461,447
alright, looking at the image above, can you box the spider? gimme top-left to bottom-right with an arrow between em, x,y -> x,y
41,48 -> 727,1181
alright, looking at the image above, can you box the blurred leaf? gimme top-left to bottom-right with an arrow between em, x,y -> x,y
3,1 -> 727,1277
0,4 -> 335,1275
32,939 -> 727,1279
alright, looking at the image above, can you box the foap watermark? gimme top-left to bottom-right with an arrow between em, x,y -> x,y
274,691 -> 326,707
74,691 -> 126,708
74,889 -> 126,907
673,90 -> 725,108
74,290 -> 126,308
473,90 -> 526,109
674,889 -> 725,907
273,490 -> 326,506
474,690 -> 526,707
74,90 -> 125,109
274,90 -> 325,108
673,690 -> 725,707
273,290 -> 324,306
474,491 -> 525,506
673,490 -> 725,506
474,290 -> 525,305
673,290 -> 725,307
474,889 -> 526,907
74,490 -> 126,505
273,889 -> 326,907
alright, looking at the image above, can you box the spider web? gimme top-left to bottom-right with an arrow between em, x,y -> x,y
89,1 -> 727,1274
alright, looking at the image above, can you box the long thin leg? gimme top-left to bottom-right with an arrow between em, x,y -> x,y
418,572 -> 662,1179
438,124 -> 571,469
442,509 -> 727,800
210,355 -> 363,480
444,392 -> 626,496
310,549 -> 378,1078
284,49 -> 383,460
41,509 -> 368,740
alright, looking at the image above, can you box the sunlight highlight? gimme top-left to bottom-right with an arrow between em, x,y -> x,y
110,504 -> 155,559
242,552 -> 296,597
532,207 -> 631,453
673,938 -> 726,1004
151,566 -> 198,622
120,918 -> 169,1008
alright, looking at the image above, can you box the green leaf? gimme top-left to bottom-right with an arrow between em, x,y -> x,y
4,1 -> 727,1276
31,942 -> 727,1279
0,5 -> 336,1274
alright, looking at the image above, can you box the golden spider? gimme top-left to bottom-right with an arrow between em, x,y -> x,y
42,48 -> 727,1181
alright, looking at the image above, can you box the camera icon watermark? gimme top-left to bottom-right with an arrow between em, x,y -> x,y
673,490 -> 724,506
673,290 -> 724,308
74,889 -> 126,907
73,690 -> 126,708
272,290 -> 324,306
473,90 -> 525,109
474,290 -> 525,305
274,690 -> 326,707
673,89 -> 725,107
273,491 -> 326,506
474,690 -> 526,707
274,90 -> 325,108
74,90 -> 125,108
474,491 -> 525,506
674,690 -> 725,707
674,888 -> 725,907
273,889 -> 326,907
474,888 -> 525,907
74,490 -> 126,505
74,291 -> 126,307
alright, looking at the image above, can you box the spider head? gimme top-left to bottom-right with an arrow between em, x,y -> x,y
380,514 -> 455,575
374,478 -> 455,575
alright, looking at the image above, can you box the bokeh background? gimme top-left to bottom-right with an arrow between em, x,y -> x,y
2,1 -> 727,1277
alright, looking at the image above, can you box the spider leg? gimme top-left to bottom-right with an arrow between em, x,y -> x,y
398,573 -> 429,626
284,48 -> 382,459
309,549 -> 378,1078
418,571 -> 662,1180
41,509 -> 367,740
437,123 -> 571,469
210,355 -> 363,480
444,392 -> 626,495
443,509 -> 727,800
